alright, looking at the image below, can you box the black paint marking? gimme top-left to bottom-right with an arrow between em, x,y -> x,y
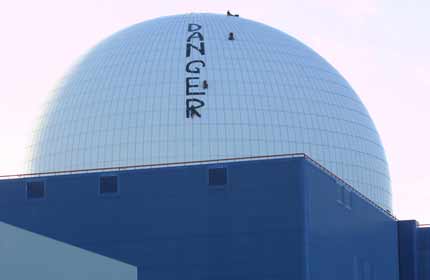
186,42 -> 205,57
187,32 -> 204,42
186,77 -> 205,95
186,99 -> 205,118
186,60 -> 206,74
185,23 -> 207,119
188,23 -> 202,32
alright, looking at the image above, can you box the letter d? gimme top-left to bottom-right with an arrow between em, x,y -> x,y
188,23 -> 202,32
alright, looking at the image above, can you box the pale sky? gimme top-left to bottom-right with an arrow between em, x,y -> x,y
0,0 -> 429,222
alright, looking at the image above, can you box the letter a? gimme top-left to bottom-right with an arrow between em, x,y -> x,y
187,32 -> 204,42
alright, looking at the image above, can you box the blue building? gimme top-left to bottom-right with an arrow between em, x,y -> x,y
0,155 -> 428,279
0,13 -> 428,279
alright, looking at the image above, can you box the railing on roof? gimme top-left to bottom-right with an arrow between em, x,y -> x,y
301,154 -> 396,220
0,152 -> 395,220
0,153 -> 305,179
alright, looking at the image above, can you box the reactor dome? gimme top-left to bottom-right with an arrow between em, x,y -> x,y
27,13 -> 391,210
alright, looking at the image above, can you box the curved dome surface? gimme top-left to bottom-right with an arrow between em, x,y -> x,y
27,13 -> 391,210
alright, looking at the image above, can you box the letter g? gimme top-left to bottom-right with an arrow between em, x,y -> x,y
186,60 -> 206,74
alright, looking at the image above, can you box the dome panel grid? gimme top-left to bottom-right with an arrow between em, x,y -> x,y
27,13 -> 391,210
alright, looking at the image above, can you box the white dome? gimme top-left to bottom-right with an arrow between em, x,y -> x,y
27,13 -> 391,210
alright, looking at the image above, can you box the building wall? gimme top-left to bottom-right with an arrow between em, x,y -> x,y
303,162 -> 399,280
418,227 -> 430,280
0,157 -> 306,280
398,220 -> 419,280
397,220 -> 430,280
0,157 -> 405,279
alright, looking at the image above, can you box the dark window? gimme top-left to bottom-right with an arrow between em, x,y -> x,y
27,181 -> 45,199
100,176 -> 118,194
208,168 -> 227,186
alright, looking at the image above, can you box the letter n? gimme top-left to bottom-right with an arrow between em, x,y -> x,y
186,42 -> 205,57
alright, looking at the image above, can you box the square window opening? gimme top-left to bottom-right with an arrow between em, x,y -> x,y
27,181 -> 45,199
100,176 -> 118,194
208,168 -> 227,186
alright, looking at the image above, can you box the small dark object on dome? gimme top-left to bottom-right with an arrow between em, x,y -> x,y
228,32 -> 235,41
226,10 -> 239,17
